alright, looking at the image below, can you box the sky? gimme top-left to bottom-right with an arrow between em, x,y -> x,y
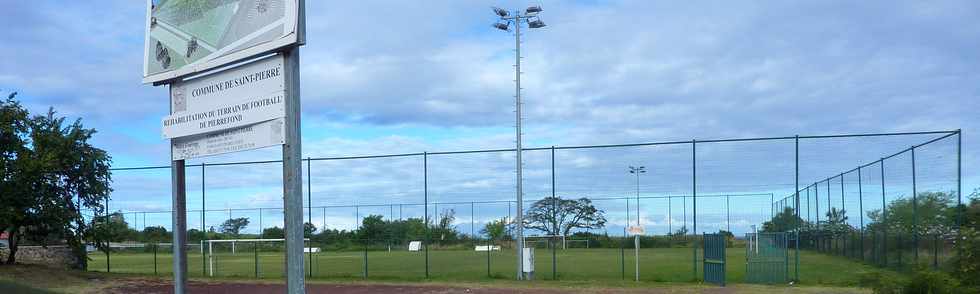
1,1 -> 978,236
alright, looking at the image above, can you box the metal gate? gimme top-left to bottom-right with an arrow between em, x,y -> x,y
703,233 -> 726,286
745,232 -> 789,284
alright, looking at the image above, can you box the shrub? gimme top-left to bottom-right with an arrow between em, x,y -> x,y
903,269 -> 960,294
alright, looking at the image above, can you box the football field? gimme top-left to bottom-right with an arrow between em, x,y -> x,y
88,247 -> 893,286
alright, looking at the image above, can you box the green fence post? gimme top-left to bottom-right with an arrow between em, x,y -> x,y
621,234 -> 626,280
880,159 -> 887,268
254,242 -> 259,278
911,147 -> 918,264
692,139 -> 697,281
933,234 -> 939,270
424,152 -> 429,279
794,135 -> 800,282
840,175 -> 845,257
153,243 -> 158,275
487,238 -> 491,278
858,166 -> 865,262
201,163 -> 207,277
307,157 -> 313,278
897,234 -> 903,269
551,146 -> 557,281
363,241 -> 368,279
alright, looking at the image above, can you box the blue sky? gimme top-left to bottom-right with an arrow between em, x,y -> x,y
1,1 -> 978,236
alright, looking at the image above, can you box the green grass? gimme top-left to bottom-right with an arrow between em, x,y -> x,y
88,247 -> 900,286
0,280 -> 59,294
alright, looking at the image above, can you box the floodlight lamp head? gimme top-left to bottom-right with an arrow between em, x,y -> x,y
493,22 -> 510,31
528,19 -> 547,28
526,6 -> 543,14
493,7 -> 509,17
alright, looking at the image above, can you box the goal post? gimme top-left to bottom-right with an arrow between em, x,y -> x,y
204,238 -> 312,277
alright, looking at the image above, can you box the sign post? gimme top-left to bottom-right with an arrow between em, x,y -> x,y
281,45 -> 305,294
628,225 -> 644,282
143,1 -> 305,293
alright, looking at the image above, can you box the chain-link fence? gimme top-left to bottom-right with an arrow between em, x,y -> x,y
82,130 -> 962,284
777,131 -> 962,276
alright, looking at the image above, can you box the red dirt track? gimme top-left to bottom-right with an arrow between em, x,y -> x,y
106,280 -> 579,294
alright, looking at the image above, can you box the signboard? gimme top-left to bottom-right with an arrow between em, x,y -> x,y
162,55 -> 285,139
143,0 -> 302,84
172,118 -> 284,160
627,225 -> 645,235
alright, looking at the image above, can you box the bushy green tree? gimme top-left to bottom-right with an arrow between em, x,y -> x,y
950,194 -> 980,287
263,226 -> 285,239
0,93 -> 113,268
672,225 -> 689,236
762,207 -> 807,233
524,196 -> 606,237
357,215 -> 386,241
866,191 -> 958,235
430,209 -> 459,242
304,222 -> 317,237
141,226 -> 169,243
481,217 -> 512,240
820,208 -> 854,237
219,217 -> 249,237
88,212 -> 132,244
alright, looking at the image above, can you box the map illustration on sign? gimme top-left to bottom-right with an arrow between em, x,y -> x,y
143,0 -> 300,83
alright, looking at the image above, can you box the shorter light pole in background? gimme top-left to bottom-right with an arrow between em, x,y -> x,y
628,165 -> 645,282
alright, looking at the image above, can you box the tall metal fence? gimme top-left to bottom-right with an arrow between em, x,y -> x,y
84,130 -> 962,284
775,130 -> 963,276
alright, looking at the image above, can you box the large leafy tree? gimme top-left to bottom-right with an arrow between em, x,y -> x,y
219,217 -> 249,237
866,191 -> 958,235
762,207 -> 807,233
89,212 -> 134,244
0,93 -> 112,268
141,226 -> 170,243
819,208 -> 854,236
524,196 -> 607,237
480,217 -> 512,240
430,209 -> 460,242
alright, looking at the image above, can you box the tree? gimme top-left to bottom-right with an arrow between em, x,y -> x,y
672,225 -> 689,236
524,197 -> 606,237
762,207 -> 807,233
141,226 -> 169,243
481,217 -> 512,240
219,217 -> 249,237
866,191 -> 958,235
358,215 -> 386,241
951,195 -> 980,286
431,209 -> 459,242
0,97 -> 113,268
304,222 -> 317,237
187,229 -> 207,243
263,227 -> 285,239
89,212 -> 131,243
819,208 -> 854,237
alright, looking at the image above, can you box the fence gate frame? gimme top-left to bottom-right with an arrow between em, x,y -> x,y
745,232 -> 789,284
702,233 -> 726,286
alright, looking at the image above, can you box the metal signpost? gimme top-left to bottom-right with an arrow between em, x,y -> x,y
143,1 -> 305,293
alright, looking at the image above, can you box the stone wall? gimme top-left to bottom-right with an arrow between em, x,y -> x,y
0,245 -> 80,269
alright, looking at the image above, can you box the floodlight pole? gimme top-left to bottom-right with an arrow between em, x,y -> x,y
495,7 -> 545,280
513,11 -> 527,281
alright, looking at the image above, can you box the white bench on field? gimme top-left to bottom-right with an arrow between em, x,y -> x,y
408,241 -> 422,251
474,245 -> 501,251
304,247 -> 320,253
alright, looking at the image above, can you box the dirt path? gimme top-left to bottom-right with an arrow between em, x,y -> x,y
104,279 -> 743,294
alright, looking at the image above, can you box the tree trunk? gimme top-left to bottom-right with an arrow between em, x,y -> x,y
5,228 -> 18,264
